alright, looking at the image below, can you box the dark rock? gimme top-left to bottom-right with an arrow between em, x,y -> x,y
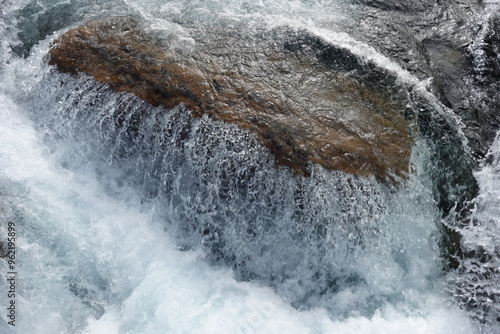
10,1 -> 84,58
48,16 -> 414,181
350,0 -> 500,162
354,0 -> 433,12
349,0 -> 500,324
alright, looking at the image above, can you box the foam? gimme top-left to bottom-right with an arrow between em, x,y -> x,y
0,90 -> 477,334
0,0 -> 494,332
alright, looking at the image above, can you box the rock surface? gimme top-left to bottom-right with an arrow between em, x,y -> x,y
348,1 -> 500,324
351,0 -> 500,161
48,16 -> 413,181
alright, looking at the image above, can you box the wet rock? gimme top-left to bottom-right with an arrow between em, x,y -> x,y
350,1 -> 500,324
48,16 -> 414,181
10,1 -> 83,58
351,0 -> 500,162
354,0 -> 432,12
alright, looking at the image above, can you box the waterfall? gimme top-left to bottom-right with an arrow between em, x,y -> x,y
0,0 -> 499,333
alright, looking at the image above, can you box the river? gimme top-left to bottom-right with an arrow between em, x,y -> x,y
0,0 -> 499,333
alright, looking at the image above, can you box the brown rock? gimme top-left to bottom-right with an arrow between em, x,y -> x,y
48,16 -> 413,181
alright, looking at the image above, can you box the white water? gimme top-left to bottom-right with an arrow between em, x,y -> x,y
0,0 -> 499,333
451,131 -> 500,327
0,79 -> 478,334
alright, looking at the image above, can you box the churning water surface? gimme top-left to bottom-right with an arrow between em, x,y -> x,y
0,0 -> 499,333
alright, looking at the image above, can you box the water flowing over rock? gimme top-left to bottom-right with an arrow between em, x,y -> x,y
350,0 -> 500,325
3,0 -> 500,331
48,16 -> 414,181
352,0 -> 500,161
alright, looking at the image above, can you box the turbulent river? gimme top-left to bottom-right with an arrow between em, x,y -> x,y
0,0 -> 499,333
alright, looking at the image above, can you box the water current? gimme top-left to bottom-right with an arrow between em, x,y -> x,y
0,0 -> 499,333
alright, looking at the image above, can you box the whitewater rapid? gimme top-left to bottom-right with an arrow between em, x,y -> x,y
1,0 -> 499,333
0,87 -> 478,334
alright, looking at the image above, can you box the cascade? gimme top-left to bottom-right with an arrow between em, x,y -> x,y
0,0 -> 499,333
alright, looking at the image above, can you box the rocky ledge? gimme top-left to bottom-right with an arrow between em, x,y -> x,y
48,16 -> 414,181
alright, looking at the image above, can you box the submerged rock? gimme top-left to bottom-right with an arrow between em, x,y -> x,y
48,16 -> 414,181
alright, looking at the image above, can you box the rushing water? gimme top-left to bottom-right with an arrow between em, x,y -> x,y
0,0 -> 499,333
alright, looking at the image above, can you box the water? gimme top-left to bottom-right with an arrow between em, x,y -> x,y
447,131 -> 500,327
0,0 -> 499,333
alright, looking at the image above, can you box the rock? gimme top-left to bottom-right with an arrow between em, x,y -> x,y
48,16 -> 414,181
350,0 -> 500,161
348,2 -> 500,323
10,1 -> 84,58
354,0 -> 432,12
